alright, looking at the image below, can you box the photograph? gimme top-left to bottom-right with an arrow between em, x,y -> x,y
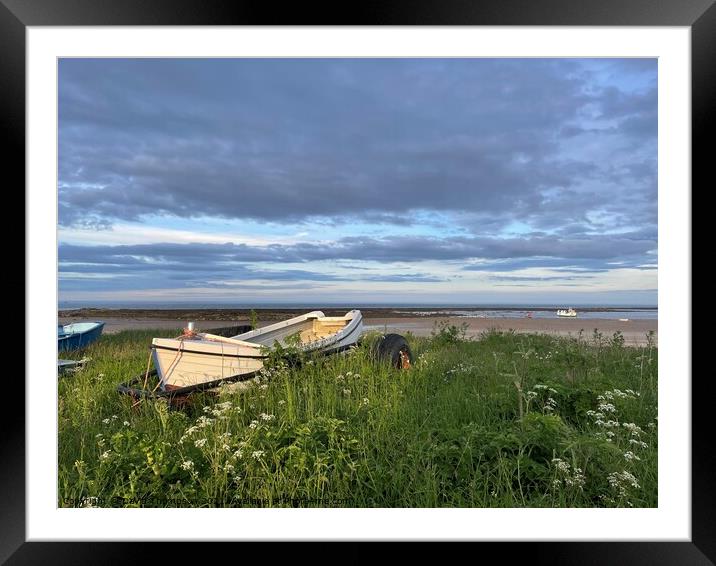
56,57 -> 659,509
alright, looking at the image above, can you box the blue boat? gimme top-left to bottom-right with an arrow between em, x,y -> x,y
58,321 -> 105,352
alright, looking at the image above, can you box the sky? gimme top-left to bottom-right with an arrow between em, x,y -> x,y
58,58 -> 657,306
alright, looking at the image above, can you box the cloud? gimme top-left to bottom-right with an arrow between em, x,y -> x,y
488,275 -> 595,282
59,229 -> 655,267
59,58 -> 657,235
58,227 -> 655,295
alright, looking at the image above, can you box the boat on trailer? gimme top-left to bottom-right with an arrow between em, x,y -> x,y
151,310 -> 363,391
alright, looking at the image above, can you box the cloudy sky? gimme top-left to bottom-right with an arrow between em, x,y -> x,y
58,58 -> 657,306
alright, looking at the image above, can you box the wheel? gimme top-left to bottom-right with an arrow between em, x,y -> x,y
374,333 -> 413,369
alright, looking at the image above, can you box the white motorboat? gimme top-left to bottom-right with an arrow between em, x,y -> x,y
556,308 -> 578,318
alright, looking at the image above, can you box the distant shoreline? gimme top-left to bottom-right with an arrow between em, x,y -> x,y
58,308 -> 658,346
58,305 -> 657,320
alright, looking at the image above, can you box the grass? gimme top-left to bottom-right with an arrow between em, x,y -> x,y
58,323 -> 657,508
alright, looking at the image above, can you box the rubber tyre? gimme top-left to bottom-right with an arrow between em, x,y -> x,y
374,333 -> 413,369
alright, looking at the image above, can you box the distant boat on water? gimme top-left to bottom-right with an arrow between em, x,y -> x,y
58,321 -> 105,352
556,308 -> 577,318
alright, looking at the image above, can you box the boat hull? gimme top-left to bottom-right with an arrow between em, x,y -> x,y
152,338 -> 265,388
58,322 -> 105,352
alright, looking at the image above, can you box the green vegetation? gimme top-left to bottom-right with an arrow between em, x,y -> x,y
58,324 -> 657,508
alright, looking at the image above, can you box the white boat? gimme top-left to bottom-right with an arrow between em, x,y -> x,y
151,310 -> 363,390
556,308 -> 577,318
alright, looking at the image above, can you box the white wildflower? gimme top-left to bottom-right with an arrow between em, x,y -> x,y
181,460 -> 194,470
598,402 -> 616,413
622,423 -> 644,436
607,470 -> 641,497
249,420 -> 259,429
123,421 -> 130,427
99,450 -> 111,461
102,418 -> 110,424
252,450 -> 265,460
196,416 -> 214,428
565,468 -> 586,490
551,458 -> 570,473
194,438 -> 208,448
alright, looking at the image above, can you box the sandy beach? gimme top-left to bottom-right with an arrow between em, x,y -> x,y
58,309 -> 657,346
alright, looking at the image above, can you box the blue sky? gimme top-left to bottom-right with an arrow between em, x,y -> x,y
58,58 -> 657,305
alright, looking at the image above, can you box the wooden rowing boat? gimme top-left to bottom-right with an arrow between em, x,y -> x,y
151,310 -> 363,389
58,321 -> 105,352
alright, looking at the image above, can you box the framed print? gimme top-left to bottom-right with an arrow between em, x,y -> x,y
8,0 -> 710,562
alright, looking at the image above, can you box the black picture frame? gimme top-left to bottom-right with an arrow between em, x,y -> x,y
8,0 -> 708,562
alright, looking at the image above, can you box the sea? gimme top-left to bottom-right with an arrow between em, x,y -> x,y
58,302 -> 658,320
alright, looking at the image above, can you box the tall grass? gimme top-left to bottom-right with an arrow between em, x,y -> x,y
58,325 -> 657,508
